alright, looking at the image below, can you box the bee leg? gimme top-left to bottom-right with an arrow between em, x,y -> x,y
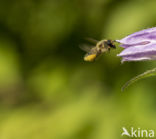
108,48 -> 111,53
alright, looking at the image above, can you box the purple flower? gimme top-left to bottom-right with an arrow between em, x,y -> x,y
116,27 -> 156,62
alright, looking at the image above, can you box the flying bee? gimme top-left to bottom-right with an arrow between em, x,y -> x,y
80,38 -> 116,62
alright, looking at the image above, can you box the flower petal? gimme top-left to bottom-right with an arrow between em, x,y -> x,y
117,43 -> 156,57
121,54 -> 156,62
116,27 -> 156,45
119,41 -> 150,48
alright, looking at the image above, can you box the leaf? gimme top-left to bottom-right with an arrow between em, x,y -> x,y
122,67 -> 156,91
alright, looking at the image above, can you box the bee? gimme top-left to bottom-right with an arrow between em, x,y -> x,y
80,38 -> 116,62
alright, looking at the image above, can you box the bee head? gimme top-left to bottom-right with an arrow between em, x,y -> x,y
106,40 -> 116,48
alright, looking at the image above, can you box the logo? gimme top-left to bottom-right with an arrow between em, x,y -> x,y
121,127 -> 155,138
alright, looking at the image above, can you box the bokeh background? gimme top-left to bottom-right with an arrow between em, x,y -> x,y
0,0 -> 156,138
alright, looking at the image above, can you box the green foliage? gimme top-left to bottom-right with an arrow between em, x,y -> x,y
0,0 -> 156,139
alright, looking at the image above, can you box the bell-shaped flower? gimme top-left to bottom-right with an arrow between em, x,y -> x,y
116,27 -> 156,62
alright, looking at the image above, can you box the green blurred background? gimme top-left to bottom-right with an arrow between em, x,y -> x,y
0,0 -> 156,138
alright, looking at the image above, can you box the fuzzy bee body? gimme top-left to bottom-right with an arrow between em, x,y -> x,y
80,39 -> 116,62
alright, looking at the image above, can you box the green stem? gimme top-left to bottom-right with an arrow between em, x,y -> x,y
122,67 -> 156,91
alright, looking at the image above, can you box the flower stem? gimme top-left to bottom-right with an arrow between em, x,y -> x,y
122,67 -> 156,91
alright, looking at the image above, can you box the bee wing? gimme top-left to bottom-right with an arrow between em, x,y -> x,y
85,38 -> 98,44
79,44 -> 94,52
